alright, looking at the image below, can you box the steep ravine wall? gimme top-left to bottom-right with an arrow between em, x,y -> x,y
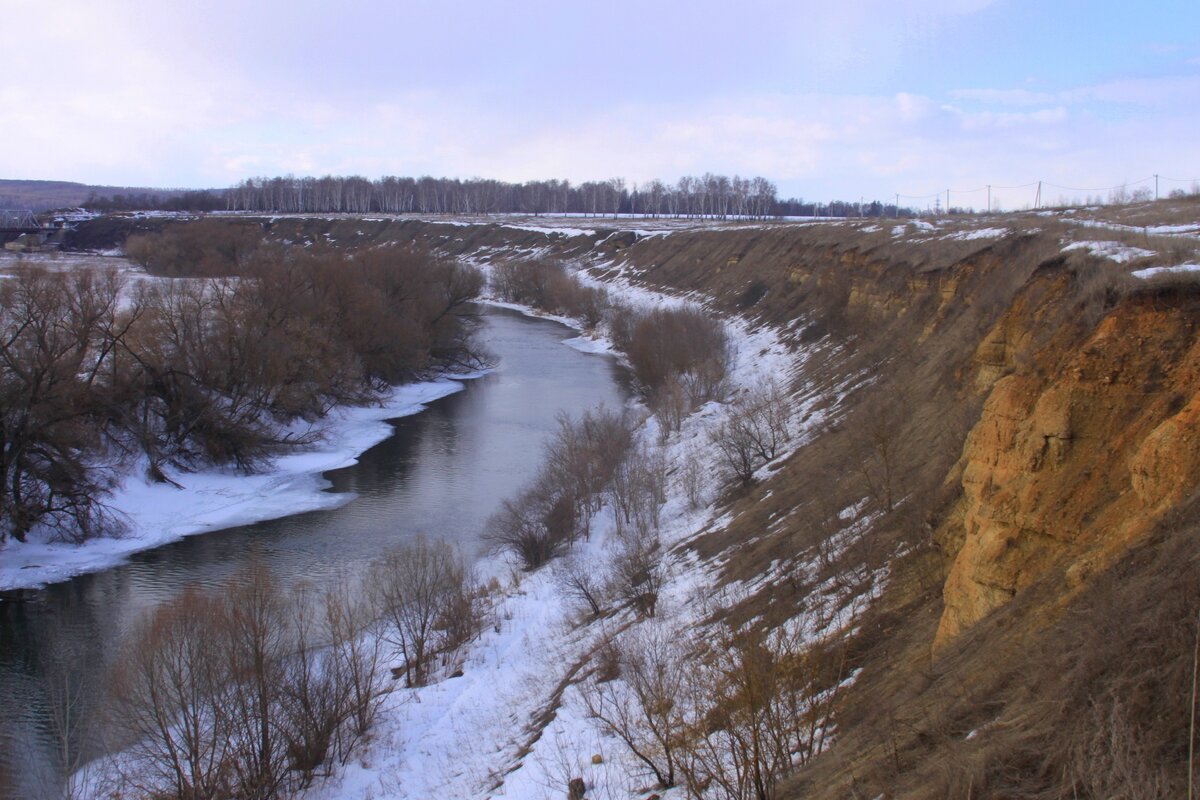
936,278 -> 1200,646
71,214 -> 1200,648
601,227 -> 1200,656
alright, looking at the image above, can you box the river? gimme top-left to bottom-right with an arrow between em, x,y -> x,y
0,306 -> 631,797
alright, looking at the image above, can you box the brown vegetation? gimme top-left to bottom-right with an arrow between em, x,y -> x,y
589,214 -> 1200,798
485,407 -> 636,570
105,561 -> 386,798
490,255 -> 610,328
371,536 -> 479,687
0,227 -> 485,544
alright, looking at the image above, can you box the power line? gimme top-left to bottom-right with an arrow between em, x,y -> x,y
1041,176 -> 1154,192
890,172 -> 1197,214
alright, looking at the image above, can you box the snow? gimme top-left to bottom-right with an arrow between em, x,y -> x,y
498,224 -> 599,238
942,227 -> 1008,241
72,237 -> 861,800
1062,240 -> 1155,263
0,377 -> 476,591
1132,263 -> 1200,279
1145,223 -> 1200,237
1071,218 -> 1200,239
291,253 -> 845,800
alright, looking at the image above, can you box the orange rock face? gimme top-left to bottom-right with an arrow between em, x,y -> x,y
935,287 -> 1200,649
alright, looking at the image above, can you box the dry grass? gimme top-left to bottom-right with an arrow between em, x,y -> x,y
593,214 -> 1200,799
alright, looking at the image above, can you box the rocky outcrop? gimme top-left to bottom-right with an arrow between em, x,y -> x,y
935,282 -> 1200,648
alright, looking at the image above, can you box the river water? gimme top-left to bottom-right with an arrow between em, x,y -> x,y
0,307 -> 630,797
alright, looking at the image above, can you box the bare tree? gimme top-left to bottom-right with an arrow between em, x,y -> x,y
610,529 -> 666,619
677,444 -> 709,510
107,587 -> 233,800
607,444 -> 667,542
850,391 -> 908,513
371,536 -> 472,687
709,381 -> 793,488
38,630 -> 98,799
221,561 -> 291,799
0,267 -> 129,543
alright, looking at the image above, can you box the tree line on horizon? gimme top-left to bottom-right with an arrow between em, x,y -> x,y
83,174 -> 920,218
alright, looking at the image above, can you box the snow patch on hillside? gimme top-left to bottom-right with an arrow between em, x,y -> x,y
1132,263 -> 1200,279
1062,240 -> 1155,263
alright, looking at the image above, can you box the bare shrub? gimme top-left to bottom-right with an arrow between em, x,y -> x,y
124,219 -> 264,277
553,554 -> 609,618
709,381 -> 793,489
652,378 -> 689,440
547,407 -> 636,522
488,406 -> 636,569
624,306 -> 733,441
610,529 -> 666,618
490,256 -> 609,326
709,416 -> 761,488
580,625 -> 690,789
623,306 -> 732,415
281,590 -> 348,783
848,391 -> 908,512
1069,692 -> 1172,800
320,595 -> 386,741
371,536 -> 473,687
486,480 -> 574,570
680,625 -> 842,800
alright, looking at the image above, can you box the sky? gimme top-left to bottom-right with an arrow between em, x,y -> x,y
3,0 -> 1199,208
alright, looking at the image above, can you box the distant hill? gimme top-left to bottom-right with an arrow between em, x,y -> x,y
0,179 -> 219,211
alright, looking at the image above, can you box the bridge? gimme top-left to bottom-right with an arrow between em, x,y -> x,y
0,210 -> 50,246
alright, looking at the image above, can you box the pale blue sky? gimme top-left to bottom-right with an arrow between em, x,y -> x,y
4,0 -> 1198,207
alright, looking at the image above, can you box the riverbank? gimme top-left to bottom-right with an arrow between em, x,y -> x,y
0,375 -> 478,592
300,260 -> 827,800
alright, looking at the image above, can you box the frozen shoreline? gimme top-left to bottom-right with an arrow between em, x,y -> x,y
0,376 -> 475,592
0,295 -> 612,594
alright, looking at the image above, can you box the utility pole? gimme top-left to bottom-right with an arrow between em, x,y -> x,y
1034,181 -> 1042,210
894,193 -> 899,218
1155,174 -> 1160,200
987,185 -> 991,214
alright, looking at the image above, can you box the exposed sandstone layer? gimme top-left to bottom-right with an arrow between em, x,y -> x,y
935,281 -> 1200,647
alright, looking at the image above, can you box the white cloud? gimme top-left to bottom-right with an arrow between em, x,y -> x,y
951,88 -> 1060,105
1,0 -> 1195,208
